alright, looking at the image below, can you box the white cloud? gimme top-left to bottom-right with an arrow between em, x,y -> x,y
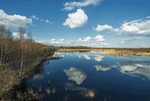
64,0 -> 102,11
38,38 -> 72,46
94,35 -> 105,41
87,42 -> 110,47
94,24 -> 119,32
95,24 -> 113,32
45,19 -> 52,24
45,19 -> 50,23
12,32 -> 29,39
64,67 -> 86,85
120,19 -> 150,35
63,9 -> 88,28
31,15 -> 52,24
95,17 -> 150,35
37,35 -> 108,47
49,38 -> 65,44
78,36 -> 92,42
77,35 -> 107,46
31,15 -> 39,20
0,9 -> 32,28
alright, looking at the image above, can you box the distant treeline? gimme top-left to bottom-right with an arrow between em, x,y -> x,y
0,25 -> 55,101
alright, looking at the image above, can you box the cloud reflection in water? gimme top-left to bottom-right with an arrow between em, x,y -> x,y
117,62 -> 150,79
54,52 -> 104,62
64,82 -> 95,98
93,61 -> 150,79
94,64 -> 112,71
64,67 -> 86,85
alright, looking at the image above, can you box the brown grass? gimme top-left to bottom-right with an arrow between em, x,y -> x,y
57,48 -> 150,56
58,48 -> 92,52
0,66 -> 20,94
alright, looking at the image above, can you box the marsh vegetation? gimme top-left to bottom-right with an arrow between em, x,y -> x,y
57,46 -> 150,56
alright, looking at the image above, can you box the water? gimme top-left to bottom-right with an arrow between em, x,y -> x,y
27,51 -> 150,101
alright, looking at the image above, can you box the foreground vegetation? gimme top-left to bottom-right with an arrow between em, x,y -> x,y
0,25 -> 55,101
57,46 -> 150,56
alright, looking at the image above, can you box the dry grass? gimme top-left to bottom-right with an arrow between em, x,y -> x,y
0,67 -> 20,94
85,90 -> 95,98
58,48 -> 150,56
46,88 -> 56,95
58,48 -> 92,52
16,87 -> 43,101
100,49 -> 150,56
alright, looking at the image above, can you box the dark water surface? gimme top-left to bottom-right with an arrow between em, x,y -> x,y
27,51 -> 150,101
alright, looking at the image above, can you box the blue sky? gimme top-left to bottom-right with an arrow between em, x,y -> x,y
0,0 -> 150,48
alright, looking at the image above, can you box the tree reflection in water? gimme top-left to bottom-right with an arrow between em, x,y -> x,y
0,63 -> 44,101
64,82 -> 96,99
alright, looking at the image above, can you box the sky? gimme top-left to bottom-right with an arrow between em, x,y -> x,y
0,0 -> 150,48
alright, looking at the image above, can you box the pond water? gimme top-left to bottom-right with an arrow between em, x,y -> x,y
27,51 -> 150,101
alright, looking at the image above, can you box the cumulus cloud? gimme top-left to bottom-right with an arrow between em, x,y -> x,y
87,42 -> 110,47
120,19 -> 150,35
45,19 -> 51,24
64,67 -> 87,85
38,38 -> 73,46
63,0 -> 102,11
12,32 -> 29,39
63,9 -> 88,28
38,35 -> 108,47
94,35 -> 105,41
95,24 -> 113,32
94,17 -> 150,35
78,36 -> 92,42
77,35 -> 106,45
49,38 -> 65,44
0,9 -> 32,28
94,24 -> 119,32
44,19 -> 52,24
